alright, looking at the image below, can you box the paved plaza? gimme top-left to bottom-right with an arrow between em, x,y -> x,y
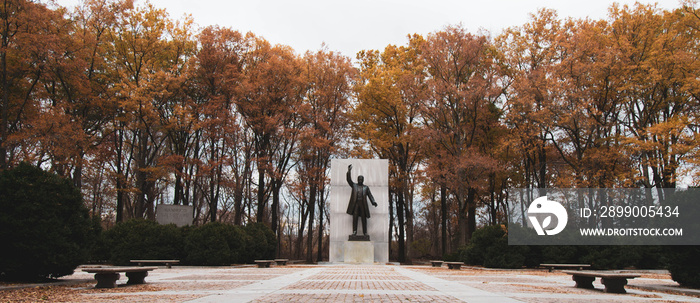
2,264 -> 699,302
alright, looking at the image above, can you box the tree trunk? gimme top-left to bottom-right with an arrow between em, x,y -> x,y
256,135 -> 270,224
296,204 -> 308,259
233,150 -> 250,225
115,126 -> 125,222
431,189 -> 439,256
306,183 -> 317,263
397,188 -> 406,263
388,190 -> 394,261
72,151 -> 84,189
316,182 -> 325,262
145,180 -> 156,220
457,190 -> 467,247
184,135 -> 201,207
440,184 -> 447,256
317,209 -> 324,262
256,163 -> 266,223
135,130 -> 148,219
210,161 -> 223,223
271,179 -> 283,257
271,180 -> 281,235
233,184 -> 244,225
404,180 -> 414,264
192,171 -> 202,223
466,187 -> 477,243
538,147 -> 547,188
174,172 -> 183,205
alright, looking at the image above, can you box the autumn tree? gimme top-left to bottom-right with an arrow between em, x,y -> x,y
678,1 -> 700,182
40,0 -> 131,214
295,48 -> 354,262
151,18 -> 199,212
189,26 -> 251,223
355,36 -> 426,262
0,0 -> 66,169
612,3 -> 700,191
235,36 -> 304,236
420,25 -> 503,247
546,17 -> 633,189
108,2 -> 194,220
497,9 -> 561,192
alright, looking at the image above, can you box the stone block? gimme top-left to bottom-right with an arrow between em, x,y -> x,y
343,241 -> 374,264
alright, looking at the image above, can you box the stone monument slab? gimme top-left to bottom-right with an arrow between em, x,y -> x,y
156,204 -> 193,227
329,159 -> 388,264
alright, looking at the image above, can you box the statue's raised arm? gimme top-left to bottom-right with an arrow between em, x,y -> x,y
347,164 -> 354,186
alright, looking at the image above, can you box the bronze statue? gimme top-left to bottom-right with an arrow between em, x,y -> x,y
346,164 -> 378,238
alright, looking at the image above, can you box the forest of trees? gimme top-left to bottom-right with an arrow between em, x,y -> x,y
1,0 -> 699,263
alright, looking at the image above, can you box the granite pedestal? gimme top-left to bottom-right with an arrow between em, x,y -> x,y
343,241 -> 375,264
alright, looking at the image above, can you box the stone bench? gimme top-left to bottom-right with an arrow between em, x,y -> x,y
274,259 -> 289,266
563,270 -> 641,293
255,260 -> 275,268
83,266 -> 157,288
540,263 -> 591,272
130,259 -> 180,268
445,262 -> 464,270
430,260 -> 444,267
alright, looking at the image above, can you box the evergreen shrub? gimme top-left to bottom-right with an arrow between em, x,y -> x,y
97,218 -> 276,266
184,222 -> 248,265
458,225 -> 528,269
243,222 -> 276,263
0,163 -> 96,281
666,246 -> 700,288
102,219 -> 183,265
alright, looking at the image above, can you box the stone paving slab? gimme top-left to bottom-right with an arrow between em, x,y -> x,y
184,266 -> 326,302
285,280 -> 435,291
394,266 -> 523,303
405,266 -> 700,303
251,293 -> 457,303
2,264 -> 699,302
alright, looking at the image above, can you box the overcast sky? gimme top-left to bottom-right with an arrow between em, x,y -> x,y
53,0 -> 683,58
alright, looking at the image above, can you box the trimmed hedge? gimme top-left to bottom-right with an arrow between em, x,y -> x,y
99,220 -> 275,266
0,163 -> 97,281
184,222 -> 249,265
243,222 -> 277,263
101,219 -> 183,265
453,225 -> 669,271
453,225 -> 528,269
666,246 -> 700,288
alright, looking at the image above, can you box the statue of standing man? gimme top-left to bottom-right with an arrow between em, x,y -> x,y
346,164 -> 378,239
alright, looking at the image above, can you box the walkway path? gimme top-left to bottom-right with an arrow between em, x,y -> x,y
191,265 -> 521,303
6,264 -> 700,302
